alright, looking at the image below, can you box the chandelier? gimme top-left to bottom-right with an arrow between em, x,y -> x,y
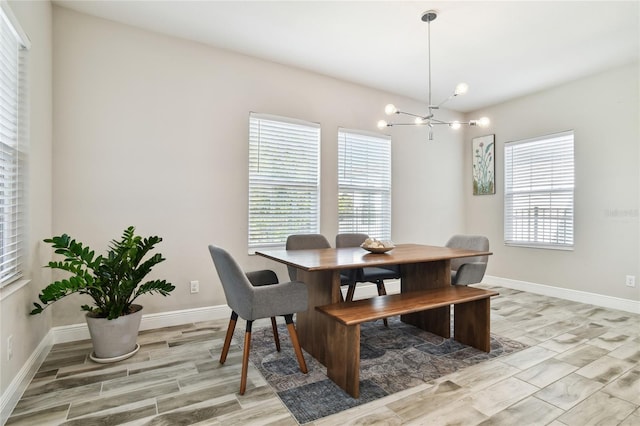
377,10 -> 490,140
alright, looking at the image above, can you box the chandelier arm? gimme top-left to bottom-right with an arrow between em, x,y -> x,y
396,110 -> 429,120
435,93 -> 457,108
386,122 -> 430,127
431,119 -> 481,126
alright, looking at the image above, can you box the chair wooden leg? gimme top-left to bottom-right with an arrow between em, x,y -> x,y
376,281 -> 389,327
346,284 -> 356,302
220,311 -> 238,364
240,320 -> 253,395
271,317 -> 281,352
284,314 -> 308,374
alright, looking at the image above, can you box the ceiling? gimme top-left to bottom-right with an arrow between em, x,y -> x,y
53,1 -> 639,113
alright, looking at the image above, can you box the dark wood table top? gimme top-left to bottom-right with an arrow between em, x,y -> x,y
256,243 -> 492,271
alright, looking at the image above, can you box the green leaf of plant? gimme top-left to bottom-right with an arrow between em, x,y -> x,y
31,226 -> 174,318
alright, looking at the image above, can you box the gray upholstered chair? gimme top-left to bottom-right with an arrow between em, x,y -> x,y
245,269 -> 283,352
445,234 -> 490,285
286,234 -> 356,303
285,234 -> 331,282
336,233 -> 400,326
208,245 -> 308,395
334,233 -> 368,298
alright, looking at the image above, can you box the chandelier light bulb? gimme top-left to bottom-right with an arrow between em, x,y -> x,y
450,121 -> 461,130
414,117 -> 424,125
377,120 -> 388,129
384,104 -> 397,115
454,83 -> 469,96
478,117 -> 490,128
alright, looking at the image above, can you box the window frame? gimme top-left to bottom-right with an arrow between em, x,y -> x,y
248,112 -> 321,252
338,128 -> 392,240
0,2 -> 30,288
504,130 -> 575,250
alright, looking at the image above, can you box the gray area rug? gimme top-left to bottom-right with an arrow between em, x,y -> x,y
235,316 -> 528,424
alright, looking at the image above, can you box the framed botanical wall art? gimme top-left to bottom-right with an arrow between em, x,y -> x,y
472,134 -> 495,195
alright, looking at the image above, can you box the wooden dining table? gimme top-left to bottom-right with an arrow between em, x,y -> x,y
256,243 -> 493,367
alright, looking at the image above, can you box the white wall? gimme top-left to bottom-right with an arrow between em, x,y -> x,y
464,63 -> 640,301
51,7 -> 466,326
0,0 -> 53,405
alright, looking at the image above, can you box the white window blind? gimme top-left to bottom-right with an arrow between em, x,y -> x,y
338,129 -> 392,240
504,131 -> 574,249
0,3 -> 29,287
248,113 -> 320,250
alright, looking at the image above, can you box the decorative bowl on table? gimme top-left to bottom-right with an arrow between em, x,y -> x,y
360,238 -> 395,254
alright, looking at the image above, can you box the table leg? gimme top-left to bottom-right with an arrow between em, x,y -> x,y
295,269 -> 341,366
400,260 -> 452,338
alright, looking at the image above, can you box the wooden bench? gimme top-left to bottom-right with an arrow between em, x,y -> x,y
315,285 -> 499,398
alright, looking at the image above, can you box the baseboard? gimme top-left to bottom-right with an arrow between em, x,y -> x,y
353,277 -> 639,314
49,285 -> 406,344
484,275 -> 640,314
53,304 -> 232,344
0,330 -> 52,426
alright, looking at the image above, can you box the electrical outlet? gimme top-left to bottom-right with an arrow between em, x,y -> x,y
626,275 -> 636,287
7,335 -> 13,360
190,280 -> 199,294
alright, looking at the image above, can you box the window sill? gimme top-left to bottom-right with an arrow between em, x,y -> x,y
505,242 -> 574,251
0,278 -> 31,302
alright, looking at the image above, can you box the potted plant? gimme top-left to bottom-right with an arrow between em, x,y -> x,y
31,226 -> 175,363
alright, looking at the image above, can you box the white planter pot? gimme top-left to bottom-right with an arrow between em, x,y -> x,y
85,304 -> 143,363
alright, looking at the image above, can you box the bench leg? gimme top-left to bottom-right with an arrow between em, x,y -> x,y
325,321 -> 361,398
454,298 -> 491,352
401,306 -> 451,338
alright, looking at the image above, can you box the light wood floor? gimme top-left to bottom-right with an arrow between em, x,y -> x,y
6,284 -> 640,425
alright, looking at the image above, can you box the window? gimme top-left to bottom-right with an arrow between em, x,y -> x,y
504,131 -> 574,249
0,3 -> 29,287
338,129 -> 391,239
248,113 -> 320,251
